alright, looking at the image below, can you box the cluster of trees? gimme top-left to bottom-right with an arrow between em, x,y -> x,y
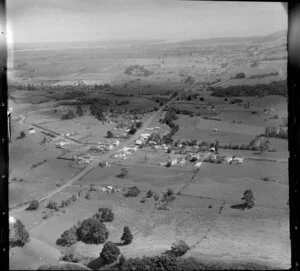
235,72 -> 246,79
61,110 -> 75,120
211,80 -> 287,98
160,108 -> 180,143
248,71 -> 279,79
117,168 -> 128,178
9,219 -> 30,248
60,194 -> 78,208
153,96 -> 169,106
89,104 -> 106,121
27,199 -> 39,210
31,159 -> 47,169
264,125 -> 288,139
56,209 -> 115,246
124,65 -> 153,77
123,186 -> 140,197
56,208 -> 133,249
76,105 -> 84,116
93,83 -> 111,90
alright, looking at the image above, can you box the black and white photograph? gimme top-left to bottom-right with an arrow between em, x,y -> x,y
6,1 -> 290,270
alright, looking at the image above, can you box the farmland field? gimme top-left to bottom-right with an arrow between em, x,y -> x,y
8,9 -> 290,270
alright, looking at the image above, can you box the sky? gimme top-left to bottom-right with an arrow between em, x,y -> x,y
6,0 -> 288,44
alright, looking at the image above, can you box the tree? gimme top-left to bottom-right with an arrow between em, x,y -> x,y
10,219 -> 30,247
215,139 -> 219,153
92,208 -> 114,222
61,110 -> 75,120
146,190 -> 153,198
100,241 -> 121,264
56,225 -> 78,247
107,130 -> 114,138
241,190 -> 255,209
121,226 -> 133,245
27,199 -> 39,210
117,168 -> 128,178
76,105 -> 84,116
123,186 -> 140,198
235,72 -> 246,79
128,127 -> 137,135
169,240 -> 190,257
77,218 -> 109,244
46,200 -> 59,211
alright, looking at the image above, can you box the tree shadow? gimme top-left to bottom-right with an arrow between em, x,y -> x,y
230,203 -> 247,210
87,257 -> 105,270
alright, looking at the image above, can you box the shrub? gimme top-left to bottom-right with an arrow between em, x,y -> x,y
121,226 -> 133,245
153,193 -> 160,201
61,110 -> 75,120
162,188 -> 176,203
92,208 -> 114,222
77,218 -> 109,244
76,105 -> 84,116
251,110 -> 258,114
10,219 -> 30,248
27,199 -> 39,210
100,241 -> 121,264
107,131 -> 114,138
16,131 -> 26,140
128,127 -> 137,135
211,80 -> 287,98
241,189 -> 255,209
261,177 -> 270,182
170,240 -> 190,257
56,225 -> 78,247
60,194 -> 77,208
46,200 -> 59,211
60,250 -> 81,263
146,190 -> 154,198
117,168 -> 128,178
124,186 -> 140,197
235,72 -> 246,79
199,97 -> 204,101
89,184 -> 97,192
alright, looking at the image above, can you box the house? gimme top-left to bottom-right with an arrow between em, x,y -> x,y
209,147 -> 216,152
194,162 -> 202,168
135,140 -> 143,146
141,133 -> 151,138
28,128 -> 36,134
225,156 -> 233,164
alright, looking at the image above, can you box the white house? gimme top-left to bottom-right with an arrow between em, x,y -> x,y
194,162 -> 203,168
135,140 -> 142,145
171,158 -> 178,166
